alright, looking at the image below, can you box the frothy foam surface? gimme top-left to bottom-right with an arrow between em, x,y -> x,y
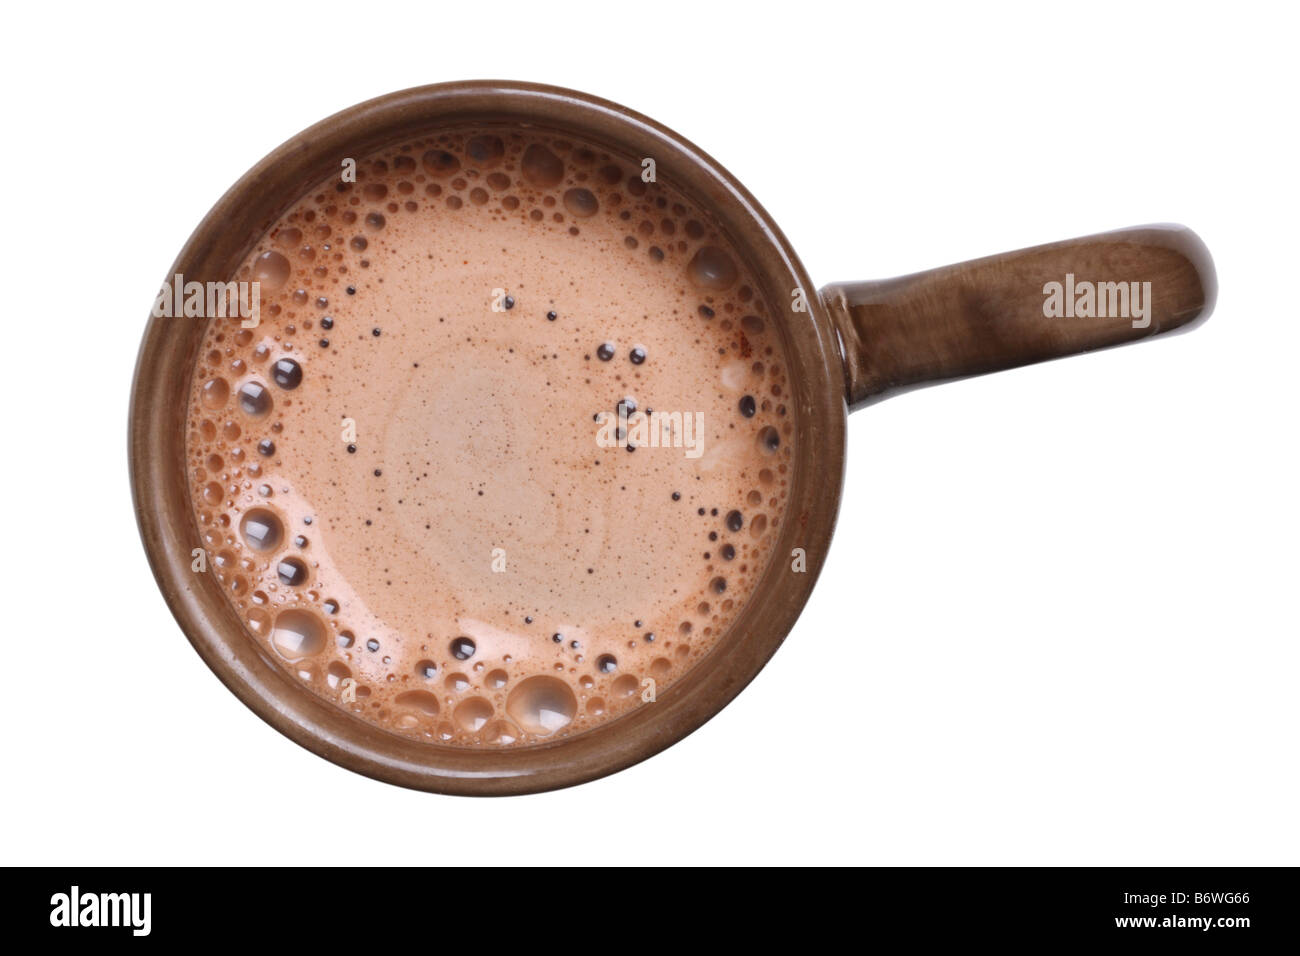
184,129 -> 794,746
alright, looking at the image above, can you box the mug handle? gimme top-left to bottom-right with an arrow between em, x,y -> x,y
820,224 -> 1216,409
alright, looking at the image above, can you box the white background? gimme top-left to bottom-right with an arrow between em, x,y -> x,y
4,1 -> 1296,866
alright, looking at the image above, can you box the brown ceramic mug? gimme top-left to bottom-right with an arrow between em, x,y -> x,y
129,81 -> 1215,795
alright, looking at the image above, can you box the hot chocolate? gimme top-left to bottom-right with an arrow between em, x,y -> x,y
184,128 -> 794,746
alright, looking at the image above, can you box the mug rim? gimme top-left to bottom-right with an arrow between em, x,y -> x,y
129,80 -> 848,795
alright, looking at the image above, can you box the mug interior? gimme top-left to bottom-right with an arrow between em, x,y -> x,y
129,81 -> 848,794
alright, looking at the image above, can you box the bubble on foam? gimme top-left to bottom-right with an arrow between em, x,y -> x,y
563,188 -> 598,218
276,556 -> 308,586
271,358 -> 302,390
271,608 -> 325,660
687,246 -> 738,291
237,380 -> 273,418
240,508 -> 282,552
444,672 -> 470,693
521,144 -> 564,187
395,690 -> 440,716
201,378 -> 230,409
454,697 -> 494,732
422,149 -> 460,178
483,719 -> 519,745
466,134 -> 505,166
506,676 -> 576,735
610,674 -> 639,698
253,251 -> 290,292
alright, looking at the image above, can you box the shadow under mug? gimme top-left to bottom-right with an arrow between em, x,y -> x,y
129,81 -> 1216,795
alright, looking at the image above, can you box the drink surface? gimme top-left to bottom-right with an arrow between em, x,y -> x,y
184,128 -> 794,746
